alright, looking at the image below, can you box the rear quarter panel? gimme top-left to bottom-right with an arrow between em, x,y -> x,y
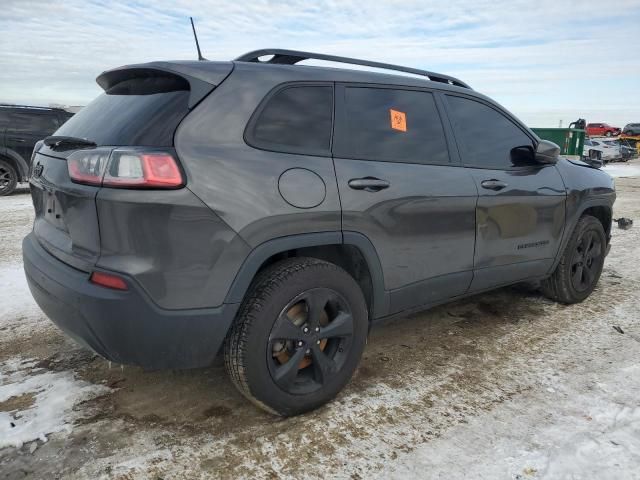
174,64 -> 342,248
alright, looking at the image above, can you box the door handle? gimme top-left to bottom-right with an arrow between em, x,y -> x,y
348,177 -> 390,192
481,179 -> 507,191
8,137 -> 26,143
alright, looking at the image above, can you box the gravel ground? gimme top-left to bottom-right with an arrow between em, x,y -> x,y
0,168 -> 639,479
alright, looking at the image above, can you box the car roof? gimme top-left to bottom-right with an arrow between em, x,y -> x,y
104,57 -> 490,103
104,49 -> 475,96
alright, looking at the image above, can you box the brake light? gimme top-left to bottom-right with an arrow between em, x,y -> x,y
90,271 -> 128,290
67,149 -> 184,188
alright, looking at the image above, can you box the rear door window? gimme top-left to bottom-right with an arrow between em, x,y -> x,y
54,75 -> 191,146
337,87 -> 450,165
445,95 -> 534,169
247,85 -> 333,156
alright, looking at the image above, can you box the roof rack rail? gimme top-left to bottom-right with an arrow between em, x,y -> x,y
235,49 -> 471,89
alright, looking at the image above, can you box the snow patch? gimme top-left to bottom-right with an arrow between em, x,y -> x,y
0,358 -> 110,449
0,262 -> 48,337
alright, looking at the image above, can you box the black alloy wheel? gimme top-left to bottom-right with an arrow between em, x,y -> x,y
224,257 -> 368,416
570,229 -> 604,292
541,215 -> 606,304
267,288 -> 354,395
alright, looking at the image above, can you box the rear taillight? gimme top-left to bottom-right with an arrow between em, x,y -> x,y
68,150 -> 110,186
103,152 -> 183,187
67,149 -> 184,189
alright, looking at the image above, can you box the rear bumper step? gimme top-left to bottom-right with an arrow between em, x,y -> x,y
22,233 -> 238,370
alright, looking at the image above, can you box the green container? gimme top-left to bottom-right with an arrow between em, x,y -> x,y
531,128 -> 585,157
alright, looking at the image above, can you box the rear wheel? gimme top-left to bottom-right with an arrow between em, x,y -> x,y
542,215 -> 606,304
605,131 -> 612,137
224,257 -> 368,416
0,159 -> 18,196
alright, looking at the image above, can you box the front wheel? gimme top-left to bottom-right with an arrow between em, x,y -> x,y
224,257 -> 368,416
541,215 -> 606,304
605,131 -> 612,137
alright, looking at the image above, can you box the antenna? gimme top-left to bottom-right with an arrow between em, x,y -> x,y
190,17 -> 206,61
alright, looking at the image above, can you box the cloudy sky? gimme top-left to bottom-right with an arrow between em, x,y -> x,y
1,0 -> 639,127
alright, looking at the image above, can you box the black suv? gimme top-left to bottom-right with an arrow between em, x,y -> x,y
23,50 -> 615,416
0,104 -> 74,195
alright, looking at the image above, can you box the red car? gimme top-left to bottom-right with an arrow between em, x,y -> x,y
586,122 -> 621,137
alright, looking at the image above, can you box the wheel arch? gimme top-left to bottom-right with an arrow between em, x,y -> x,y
0,148 -> 29,181
224,231 -> 389,320
549,200 -> 613,274
582,205 -> 612,239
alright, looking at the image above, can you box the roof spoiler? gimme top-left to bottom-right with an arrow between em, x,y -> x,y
96,62 -> 233,108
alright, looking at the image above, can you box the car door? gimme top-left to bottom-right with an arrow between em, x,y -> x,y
5,111 -> 60,165
442,93 -> 566,292
333,84 -> 478,315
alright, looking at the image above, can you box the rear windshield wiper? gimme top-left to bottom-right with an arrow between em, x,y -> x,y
44,136 -> 97,151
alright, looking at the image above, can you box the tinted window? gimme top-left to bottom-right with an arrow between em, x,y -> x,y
250,86 -> 333,155
7,112 -> 59,133
55,76 -> 190,146
342,87 -> 449,164
446,95 -> 533,169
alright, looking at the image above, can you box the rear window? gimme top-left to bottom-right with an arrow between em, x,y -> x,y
246,85 -> 333,156
54,76 -> 190,146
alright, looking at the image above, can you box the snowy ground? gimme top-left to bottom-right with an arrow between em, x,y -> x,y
602,162 -> 640,178
1,170 -> 639,479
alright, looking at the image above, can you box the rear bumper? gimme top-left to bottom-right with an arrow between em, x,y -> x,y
23,233 -> 239,370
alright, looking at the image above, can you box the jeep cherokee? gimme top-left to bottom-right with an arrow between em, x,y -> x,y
23,49 -> 616,416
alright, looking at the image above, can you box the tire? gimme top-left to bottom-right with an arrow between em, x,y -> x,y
605,131 -> 612,137
224,257 -> 368,416
541,215 -> 606,304
0,159 -> 18,196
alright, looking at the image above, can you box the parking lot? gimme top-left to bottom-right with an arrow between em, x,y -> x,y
1,164 -> 640,479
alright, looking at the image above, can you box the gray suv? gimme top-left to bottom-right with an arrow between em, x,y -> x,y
23,50 -> 615,416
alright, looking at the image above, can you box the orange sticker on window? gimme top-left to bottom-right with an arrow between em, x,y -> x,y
389,109 -> 407,132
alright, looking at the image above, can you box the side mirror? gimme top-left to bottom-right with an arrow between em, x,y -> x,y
535,140 -> 560,164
